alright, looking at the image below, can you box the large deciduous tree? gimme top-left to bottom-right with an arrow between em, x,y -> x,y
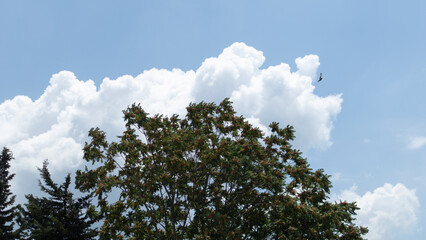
18,160 -> 97,240
0,148 -> 18,239
76,99 -> 367,239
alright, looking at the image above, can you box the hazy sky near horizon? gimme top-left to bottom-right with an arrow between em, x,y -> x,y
1,1 -> 426,239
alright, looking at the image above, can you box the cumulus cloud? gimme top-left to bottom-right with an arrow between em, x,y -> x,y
0,42 -> 341,173
406,136 -> 426,150
335,183 -> 420,240
194,42 -> 342,149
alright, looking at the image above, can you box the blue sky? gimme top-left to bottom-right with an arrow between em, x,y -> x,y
1,1 -> 426,239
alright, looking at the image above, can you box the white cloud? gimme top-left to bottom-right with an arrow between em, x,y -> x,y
194,42 -> 342,149
0,42 -> 341,173
1,70 -> 195,172
407,136 -> 426,150
335,183 -> 420,240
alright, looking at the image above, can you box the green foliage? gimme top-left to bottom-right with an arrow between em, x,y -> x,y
0,148 -> 19,239
76,98 -> 368,239
18,160 -> 98,240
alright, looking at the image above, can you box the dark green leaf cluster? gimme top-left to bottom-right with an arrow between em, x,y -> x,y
0,148 -> 19,239
18,160 -> 98,240
76,98 -> 368,239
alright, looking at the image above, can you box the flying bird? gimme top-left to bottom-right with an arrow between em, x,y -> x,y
318,73 -> 323,82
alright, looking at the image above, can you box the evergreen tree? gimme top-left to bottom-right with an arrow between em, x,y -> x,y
18,160 -> 97,240
0,147 -> 18,239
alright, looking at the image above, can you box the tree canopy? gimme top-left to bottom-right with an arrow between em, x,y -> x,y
76,98 -> 367,239
18,160 -> 97,240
